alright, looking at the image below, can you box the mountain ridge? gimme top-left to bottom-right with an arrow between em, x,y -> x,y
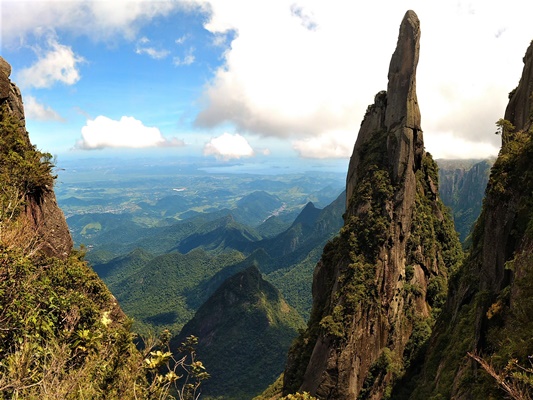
173,265 -> 305,400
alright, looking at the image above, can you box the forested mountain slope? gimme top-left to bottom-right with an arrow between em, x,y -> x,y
0,56 -> 153,399
174,266 -> 305,400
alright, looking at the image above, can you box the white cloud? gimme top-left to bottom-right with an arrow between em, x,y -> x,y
194,0 -> 533,159
24,96 -> 64,122
2,1 -> 201,44
173,47 -> 196,66
76,115 -> 185,150
135,37 -> 170,59
203,132 -> 254,160
175,35 -> 190,45
426,133 -> 500,160
17,34 -> 84,89
292,131 -> 354,159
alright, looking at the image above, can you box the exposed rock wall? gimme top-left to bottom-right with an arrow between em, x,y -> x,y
0,56 -> 72,258
437,159 -> 493,243
405,40 -> 533,400
504,42 -> 533,142
284,11 -> 462,399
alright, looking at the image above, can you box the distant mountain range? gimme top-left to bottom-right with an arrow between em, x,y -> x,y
92,190 -> 346,334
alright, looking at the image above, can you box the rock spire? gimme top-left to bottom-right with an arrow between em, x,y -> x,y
283,10 -> 462,399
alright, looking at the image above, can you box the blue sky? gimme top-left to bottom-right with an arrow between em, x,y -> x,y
2,1 -> 533,165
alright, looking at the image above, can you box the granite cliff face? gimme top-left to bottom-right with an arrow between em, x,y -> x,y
283,11 -> 462,399
0,56 -> 72,258
407,40 -> 533,399
437,159 -> 493,243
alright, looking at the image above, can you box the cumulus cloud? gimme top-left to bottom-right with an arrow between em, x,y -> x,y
24,96 -> 64,122
292,131 -> 354,159
2,1 -> 199,44
194,0 -> 533,159
76,115 -> 185,150
135,37 -> 170,59
17,34 -> 84,89
203,132 -> 255,160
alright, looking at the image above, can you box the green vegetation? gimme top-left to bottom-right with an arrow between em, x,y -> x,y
174,266 -> 305,400
0,105 -> 54,227
107,249 -> 245,334
437,159 -> 493,245
358,348 -> 402,400
0,247 -> 145,399
88,191 -> 345,340
495,117 -> 516,137
0,106 -> 142,398
284,128 -> 463,397
404,123 -> 533,399
0,102 -> 209,399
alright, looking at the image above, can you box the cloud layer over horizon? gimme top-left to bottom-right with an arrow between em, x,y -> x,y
4,1 -> 533,159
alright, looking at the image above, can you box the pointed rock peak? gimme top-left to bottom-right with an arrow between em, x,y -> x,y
293,201 -> 321,227
346,10 -> 422,208
385,9 -> 421,131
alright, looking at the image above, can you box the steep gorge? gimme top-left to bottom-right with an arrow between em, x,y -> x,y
283,11 -> 462,399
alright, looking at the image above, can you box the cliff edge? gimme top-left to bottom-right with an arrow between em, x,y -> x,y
0,56 -> 72,259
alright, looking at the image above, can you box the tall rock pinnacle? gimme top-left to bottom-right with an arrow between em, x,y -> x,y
283,11 -> 462,399
346,10 -> 422,207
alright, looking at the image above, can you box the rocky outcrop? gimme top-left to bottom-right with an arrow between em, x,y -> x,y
283,11 -> 462,399
0,56 -> 72,258
346,10 -> 422,204
504,41 -> 533,142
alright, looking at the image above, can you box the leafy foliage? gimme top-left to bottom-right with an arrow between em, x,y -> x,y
0,98 -> 209,399
405,124 -> 533,398
0,246 -> 146,399
143,332 -> 210,400
174,266 -> 305,400
0,105 -> 54,229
